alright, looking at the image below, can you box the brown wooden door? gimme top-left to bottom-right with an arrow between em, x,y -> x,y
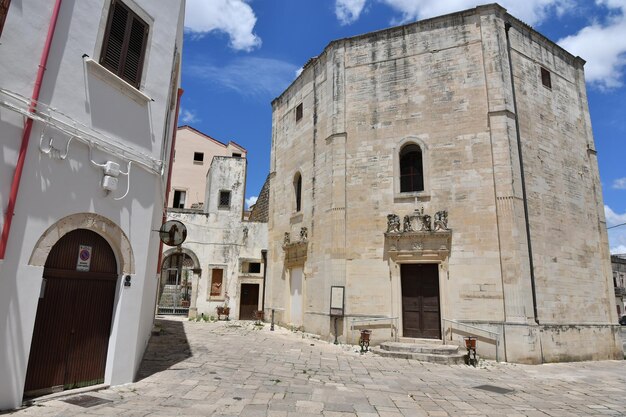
24,229 -> 118,396
239,283 -> 259,320
401,264 -> 440,339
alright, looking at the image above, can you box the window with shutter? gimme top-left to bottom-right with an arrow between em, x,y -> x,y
0,0 -> 11,38
100,0 -> 149,88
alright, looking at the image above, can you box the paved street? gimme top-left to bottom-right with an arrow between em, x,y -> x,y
10,318 -> 626,417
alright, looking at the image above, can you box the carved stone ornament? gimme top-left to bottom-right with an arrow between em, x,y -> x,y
403,215 -> 413,232
300,227 -> 308,242
387,214 -> 401,233
420,214 -> 432,231
385,209 -> 449,234
383,208 -> 451,261
283,232 -> 291,245
412,242 -> 423,250
242,226 -> 249,240
433,210 -> 449,231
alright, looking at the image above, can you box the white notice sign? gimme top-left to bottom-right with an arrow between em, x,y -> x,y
76,245 -> 92,271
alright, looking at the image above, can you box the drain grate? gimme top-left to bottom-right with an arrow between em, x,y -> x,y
62,395 -> 112,408
474,384 -> 514,394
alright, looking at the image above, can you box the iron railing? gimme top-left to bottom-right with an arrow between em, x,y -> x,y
442,318 -> 501,362
349,316 -> 399,342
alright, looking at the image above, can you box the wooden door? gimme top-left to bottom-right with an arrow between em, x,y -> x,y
239,283 -> 259,320
24,229 -> 117,397
401,264 -> 440,339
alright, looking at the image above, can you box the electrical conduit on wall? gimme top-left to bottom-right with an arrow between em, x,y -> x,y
0,0 -> 63,259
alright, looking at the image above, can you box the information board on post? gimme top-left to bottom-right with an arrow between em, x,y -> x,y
330,286 -> 345,317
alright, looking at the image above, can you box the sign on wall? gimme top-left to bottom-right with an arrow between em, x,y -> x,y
330,286 -> 345,317
76,245 -> 92,271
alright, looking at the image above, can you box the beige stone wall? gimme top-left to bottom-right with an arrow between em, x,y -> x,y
507,27 -> 617,326
267,4 -> 621,362
163,156 -> 267,319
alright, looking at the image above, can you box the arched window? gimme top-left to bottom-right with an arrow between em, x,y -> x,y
399,144 -> 424,192
294,172 -> 302,212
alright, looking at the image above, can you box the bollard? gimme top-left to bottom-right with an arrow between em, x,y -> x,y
464,336 -> 477,366
359,329 -> 372,353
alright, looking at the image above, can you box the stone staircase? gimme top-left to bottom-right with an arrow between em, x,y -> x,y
157,285 -> 189,315
371,338 -> 467,364
158,285 -> 182,307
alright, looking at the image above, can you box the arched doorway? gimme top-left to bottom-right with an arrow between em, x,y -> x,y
158,252 -> 195,315
24,229 -> 118,397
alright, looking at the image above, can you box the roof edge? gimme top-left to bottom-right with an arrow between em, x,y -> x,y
177,125 -> 248,152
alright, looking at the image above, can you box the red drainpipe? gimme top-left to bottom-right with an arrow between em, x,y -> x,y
0,0 -> 63,259
156,88 -> 183,273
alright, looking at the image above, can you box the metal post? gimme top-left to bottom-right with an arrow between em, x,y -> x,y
270,309 -> 275,331
333,317 -> 338,344
496,334 -> 500,362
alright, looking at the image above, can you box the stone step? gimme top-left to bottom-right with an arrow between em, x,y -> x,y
379,342 -> 461,355
397,337 -> 445,345
371,346 -> 466,365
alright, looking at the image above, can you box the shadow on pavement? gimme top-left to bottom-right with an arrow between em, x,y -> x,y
135,318 -> 192,381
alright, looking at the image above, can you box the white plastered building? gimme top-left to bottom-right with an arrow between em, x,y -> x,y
160,153 -> 269,320
0,0 -> 184,409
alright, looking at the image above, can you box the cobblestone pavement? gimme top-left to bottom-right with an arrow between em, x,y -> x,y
11,317 -> 626,416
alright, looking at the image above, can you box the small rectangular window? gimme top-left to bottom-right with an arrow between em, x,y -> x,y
232,153 -> 242,158
243,262 -> 261,274
193,152 -> 204,163
210,269 -> 223,296
100,0 -> 149,88
295,103 -> 303,122
541,67 -> 552,89
219,190 -> 231,209
173,190 -> 186,208
0,0 -> 11,38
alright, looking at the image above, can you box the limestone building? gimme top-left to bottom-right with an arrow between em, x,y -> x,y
612,254 -> 626,317
265,4 -> 622,363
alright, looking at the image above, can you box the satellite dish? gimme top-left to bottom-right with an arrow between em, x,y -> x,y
159,220 -> 187,246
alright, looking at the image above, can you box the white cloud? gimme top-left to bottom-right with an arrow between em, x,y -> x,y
187,57 -> 299,97
245,196 -> 258,209
336,0 -> 368,25
185,0 -> 261,51
613,177 -> 626,189
606,205 -> 626,254
558,4 -> 626,89
179,108 -> 199,124
333,0 -> 626,89
606,205 -> 626,225
295,67 -> 304,78
335,0 -> 573,26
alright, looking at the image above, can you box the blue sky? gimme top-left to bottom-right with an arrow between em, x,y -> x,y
180,0 -> 626,254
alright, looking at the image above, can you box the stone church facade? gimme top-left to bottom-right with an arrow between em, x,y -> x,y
265,4 -> 622,363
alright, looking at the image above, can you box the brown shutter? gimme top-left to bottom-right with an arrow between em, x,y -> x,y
122,15 -> 148,87
100,0 -> 148,89
100,1 -> 129,76
0,0 -> 11,38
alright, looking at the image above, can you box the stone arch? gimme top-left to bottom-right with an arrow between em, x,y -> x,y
293,171 -> 302,212
29,212 -> 134,274
393,135 -> 430,199
162,247 -> 200,271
